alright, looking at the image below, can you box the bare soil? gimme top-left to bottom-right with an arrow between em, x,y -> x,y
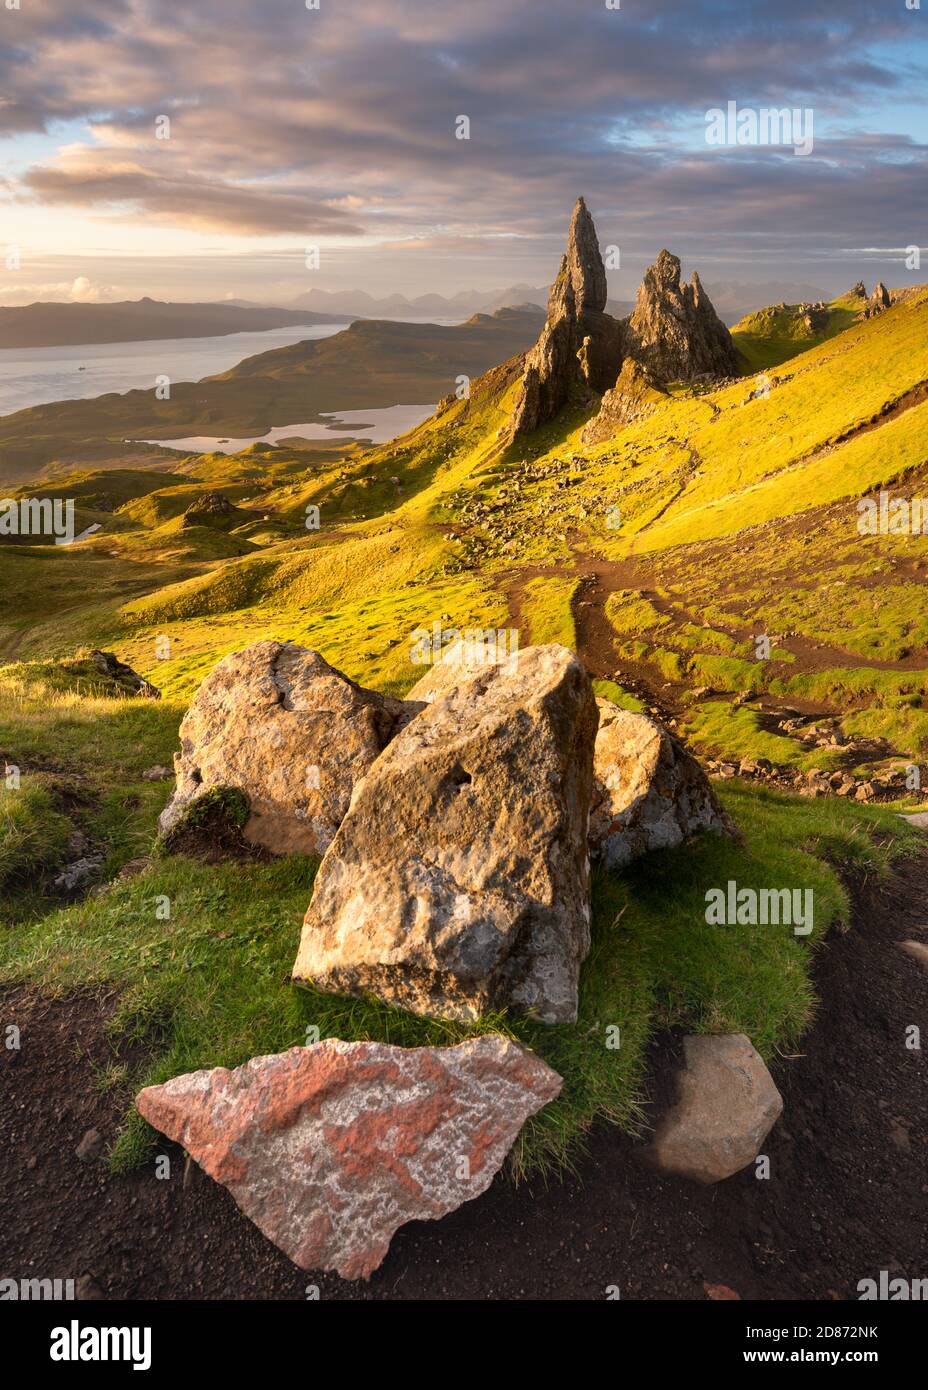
1,853 -> 925,1301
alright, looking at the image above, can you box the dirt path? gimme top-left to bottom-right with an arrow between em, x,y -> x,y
2,852 -> 925,1301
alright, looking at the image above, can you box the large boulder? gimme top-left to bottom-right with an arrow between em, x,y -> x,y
158,640 -> 418,856
293,644 -> 598,1023
650,1034 -> 783,1184
590,699 -> 736,868
136,1036 -> 562,1280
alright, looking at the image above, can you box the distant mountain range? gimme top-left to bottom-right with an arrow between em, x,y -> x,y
256,278 -> 831,326
0,298 -> 348,350
2,280 -> 836,354
275,285 -> 625,320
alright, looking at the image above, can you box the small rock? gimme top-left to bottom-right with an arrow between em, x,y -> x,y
704,1282 -> 741,1301
74,1274 -> 105,1300
651,1034 -> 783,1184
141,765 -> 173,781
898,940 -> 928,972
75,1128 -> 104,1162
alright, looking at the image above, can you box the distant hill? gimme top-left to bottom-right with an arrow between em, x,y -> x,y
0,305 -> 545,479
0,298 -> 348,350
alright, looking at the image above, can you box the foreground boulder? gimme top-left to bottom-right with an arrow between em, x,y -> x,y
590,699 -> 736,868
159,640 -> 417,856
293,644 -> 598,1023
136,1036 -> 562,1280
650,1034 -> 783,1184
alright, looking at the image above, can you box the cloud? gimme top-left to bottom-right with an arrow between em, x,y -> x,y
0,0 -> 925,284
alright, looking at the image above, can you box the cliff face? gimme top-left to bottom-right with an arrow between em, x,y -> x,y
509,201 -> 738,439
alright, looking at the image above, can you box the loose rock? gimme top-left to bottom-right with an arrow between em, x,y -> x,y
136,1036 -> 562,1280
651,1034 -> 783,1184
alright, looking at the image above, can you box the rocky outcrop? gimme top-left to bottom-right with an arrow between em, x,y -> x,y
625,251 -> 739,383
650,1034 -> 783,1184
136,1036 -> 562,1280
181,491 -> 236,527
89,649 -> 160,699
509,198 -> 623,435
293,644 -> 598,1024
590,700 -> 736,868
865,281 -> 892,318
159,640 -> 417,856
510,201 -> 739,439
581,357 -> 662,445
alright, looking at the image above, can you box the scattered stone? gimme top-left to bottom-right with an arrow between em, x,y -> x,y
293,644 -> 597,1024
75,1128 -> 104,1162
136,1036 -> 562,1280
651,1034 -> 783,1184
53,854 -> 105,894
89,649 -> 160,699
855,781 -> 877,802
74,1274 -> 105,1300
899,811 -> 928,829
704,1282 -> 741,1301
589,700 -> 737,869
898,940 -> 928,972
141,765 -> 173,781
159,640 -> 419,856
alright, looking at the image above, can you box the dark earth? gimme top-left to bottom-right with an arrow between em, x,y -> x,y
1,854 -> 925,1301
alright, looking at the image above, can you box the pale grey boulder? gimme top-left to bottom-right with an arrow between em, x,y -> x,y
590,699 -> 737,868
293,644 -> 598,1023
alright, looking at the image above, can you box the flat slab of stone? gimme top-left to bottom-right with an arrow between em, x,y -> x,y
899,812 -> 928,829
136,1036 -> 562,1280
294,643 -> 597,1023
651,1033 -> 783,1184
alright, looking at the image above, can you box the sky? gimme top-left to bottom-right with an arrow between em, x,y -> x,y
0,0 -> 926,308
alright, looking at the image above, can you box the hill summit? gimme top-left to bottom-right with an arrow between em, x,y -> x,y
509,197 -> 738,438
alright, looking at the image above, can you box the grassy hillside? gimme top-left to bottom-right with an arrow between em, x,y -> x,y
0,307 -> 543,482
2,282 -> 927,1177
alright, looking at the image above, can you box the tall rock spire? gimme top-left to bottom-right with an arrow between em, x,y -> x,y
509,198 -> 622,435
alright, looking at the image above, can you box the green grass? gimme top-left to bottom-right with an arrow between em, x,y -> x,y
0,778 -> 73,888
0,695 -> 918,1179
